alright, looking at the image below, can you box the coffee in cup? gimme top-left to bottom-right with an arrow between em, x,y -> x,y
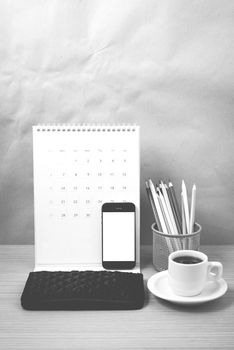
168,250 -> 223,297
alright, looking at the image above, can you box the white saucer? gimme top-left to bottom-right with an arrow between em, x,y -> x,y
147,271 -> 228,305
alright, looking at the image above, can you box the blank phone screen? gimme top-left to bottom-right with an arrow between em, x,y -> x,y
102,212 -> 135,261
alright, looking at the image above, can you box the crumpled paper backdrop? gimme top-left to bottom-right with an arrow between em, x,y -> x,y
0,0 -> 233,244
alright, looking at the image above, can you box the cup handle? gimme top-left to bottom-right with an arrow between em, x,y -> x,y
207,262 -> 223,282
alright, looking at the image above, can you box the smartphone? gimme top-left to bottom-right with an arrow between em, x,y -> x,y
102,202 -> 136,270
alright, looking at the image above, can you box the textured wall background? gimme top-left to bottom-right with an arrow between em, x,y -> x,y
0,0 -> 233,245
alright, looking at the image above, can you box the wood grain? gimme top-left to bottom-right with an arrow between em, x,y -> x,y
0,245 -> 233,349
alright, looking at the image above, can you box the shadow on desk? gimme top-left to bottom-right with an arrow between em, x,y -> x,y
153,287 -> 233,313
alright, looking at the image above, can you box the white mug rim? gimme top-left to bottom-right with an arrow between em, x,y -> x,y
169,250 -> 208,266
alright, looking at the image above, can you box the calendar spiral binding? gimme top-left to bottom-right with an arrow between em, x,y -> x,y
33,124 -> 138,132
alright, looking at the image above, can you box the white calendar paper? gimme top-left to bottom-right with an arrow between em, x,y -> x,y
33,125 -> 140,271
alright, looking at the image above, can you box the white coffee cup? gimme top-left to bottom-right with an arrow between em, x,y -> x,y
168,250 -> 223,297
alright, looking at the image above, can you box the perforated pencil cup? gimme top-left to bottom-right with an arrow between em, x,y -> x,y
151,223 -> 201,271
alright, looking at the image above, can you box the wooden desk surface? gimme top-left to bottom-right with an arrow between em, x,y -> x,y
0,245 -> 233,349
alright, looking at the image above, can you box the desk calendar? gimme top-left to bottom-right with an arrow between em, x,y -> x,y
33,125 -> 140,271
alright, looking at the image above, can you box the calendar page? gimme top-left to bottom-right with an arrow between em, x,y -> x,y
33,125 -> 140,271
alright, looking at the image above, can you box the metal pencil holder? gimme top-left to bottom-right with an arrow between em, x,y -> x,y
151,222 -> 202,271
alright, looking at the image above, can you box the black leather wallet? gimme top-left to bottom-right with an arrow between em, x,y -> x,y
21,270 -> 144,310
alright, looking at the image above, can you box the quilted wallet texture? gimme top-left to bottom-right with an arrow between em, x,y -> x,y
21,270 -> 144,310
